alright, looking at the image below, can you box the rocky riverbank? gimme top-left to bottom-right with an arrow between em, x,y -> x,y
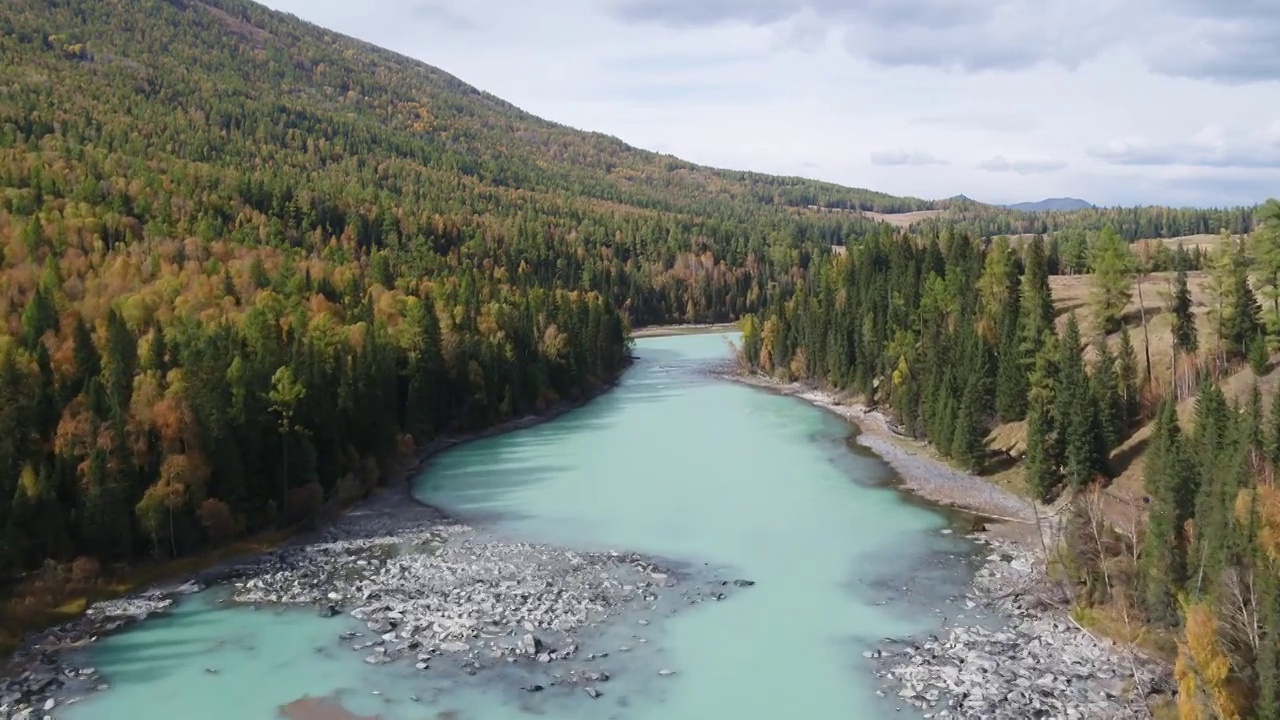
229,489 -> 742,676
727,373 -> 1036,527
1,383 -> 751,720
0,486 -> 744,719
727,372 -> 1172,719
875,539 -> 1171,719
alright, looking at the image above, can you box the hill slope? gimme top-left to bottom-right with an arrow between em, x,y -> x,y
1003,198 -> 1094,212
0,0 -> 947,326
0,0 -> 942,590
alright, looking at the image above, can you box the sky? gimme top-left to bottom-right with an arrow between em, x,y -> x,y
257,0 -> 1280,208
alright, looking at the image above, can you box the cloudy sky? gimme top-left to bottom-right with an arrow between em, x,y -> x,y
259,0 -> 1280,208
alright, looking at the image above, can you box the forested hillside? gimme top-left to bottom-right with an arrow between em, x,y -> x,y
740,200 -> 1280,718
0,0 -> 909,578
909,204 -> 1258,242
0,0 -> 941,327
0,0 -> 1274,664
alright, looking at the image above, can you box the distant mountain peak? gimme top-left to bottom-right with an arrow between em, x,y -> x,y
1003,197 -> 1094,212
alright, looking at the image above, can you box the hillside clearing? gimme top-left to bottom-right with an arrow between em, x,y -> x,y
859,210 -> 945,227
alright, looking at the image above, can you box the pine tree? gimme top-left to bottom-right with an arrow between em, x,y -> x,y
1256,535 -> 1280,720
1227,260 -> 1263,360
1089,227 -> 1133,335
1017,236 -> 1055,367
951,333 -> 991,472
1246,383 -> 1266,454
1024,337 -> 1062,501
1091,338 -> 1124,450
1141,398 -> 1189,623
1270,388 -> 1280,473
1252,330 -> 1272,375
19,286 -> 56,351
1170,268 -> 1198,356
1250,198 -> 1280,337
1056,314 -> 1110,489
1188,382 -> 1237,593
977,236 -> 1017,339
994,293 -> 1027,422
1116,326 -> 1141,426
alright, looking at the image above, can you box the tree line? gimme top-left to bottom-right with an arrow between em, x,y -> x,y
740,200 -> 1280,718
0,214 -> 629,573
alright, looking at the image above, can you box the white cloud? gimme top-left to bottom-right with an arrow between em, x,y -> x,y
870,150 -> 949,167
978,156 -> 1069,174
259,0 -> 1280,206
1089,125 -> 1280,169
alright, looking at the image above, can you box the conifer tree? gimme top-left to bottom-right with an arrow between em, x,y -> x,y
1024,336 -> 1062,501
995,293 -> 1027,422
1056,314 -> 1109,489
1116,326 -> 1141,427
977,236 -> 1018,340
1141,398 -> 1190,623
1170,268 -> 1199,357
1089,227 -> 1133,335
1257,550 -> 1280,720
1228,261 -> 1263,360
1188,382 -> 1239,593
951,331 -> 992,472
1245,383 -> 1266,454
1017,236 -> 1055,367
1091,338 -> 1124,450
1250,198 -> 1280,336
1252,330 -> 1272,376
1270,389 -> 1280,473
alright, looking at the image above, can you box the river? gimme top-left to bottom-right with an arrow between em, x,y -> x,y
59,332 -> 977,720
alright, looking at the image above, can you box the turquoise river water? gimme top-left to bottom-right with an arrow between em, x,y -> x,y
61,332 -> 977,720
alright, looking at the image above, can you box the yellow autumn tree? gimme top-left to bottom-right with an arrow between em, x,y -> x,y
1177,602 -> 1244,720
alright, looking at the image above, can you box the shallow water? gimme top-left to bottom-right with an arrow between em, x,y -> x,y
62,332 -> 976,720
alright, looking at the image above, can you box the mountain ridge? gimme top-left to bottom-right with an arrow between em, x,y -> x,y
1002,197 -> 1095,212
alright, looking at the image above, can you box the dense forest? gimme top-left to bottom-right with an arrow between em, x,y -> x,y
3,0 -> 1279,695
911,203 -> 1259,242
0,0 -> 942,330
0,0 -> 931,577
740,200 -> 1280,718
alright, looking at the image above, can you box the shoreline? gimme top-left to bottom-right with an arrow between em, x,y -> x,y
3,355 -> 1171,719
1,374 -> 687,718
724,370 -> 1170,718
725,372 -> 1042,541
629,322 -> 739,339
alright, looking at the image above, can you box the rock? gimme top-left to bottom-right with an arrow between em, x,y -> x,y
0,493 -> 699,699
43,698 -> 56,711
877,538 -> 1170,719
584,686 -> 601,699
518,633 -> 543,656
732,579 -> 755,587
523,684 -> 544,693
